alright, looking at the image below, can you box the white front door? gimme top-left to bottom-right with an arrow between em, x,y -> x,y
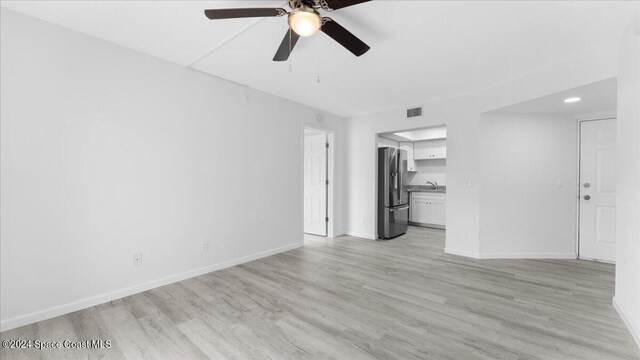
579,119 -> 617,262
304,131 -> 327,236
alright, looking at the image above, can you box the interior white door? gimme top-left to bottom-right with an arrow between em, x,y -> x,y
304,132 -> 327,236
579,119 -> 617,262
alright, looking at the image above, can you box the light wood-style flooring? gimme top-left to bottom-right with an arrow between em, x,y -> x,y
2,226 -> 639,359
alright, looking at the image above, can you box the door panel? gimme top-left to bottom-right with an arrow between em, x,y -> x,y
304,132 -> 327,236
595,206 -> 616,245
579,119 -> 616,262
389,206 -> 409,237
432,140 -> 447,159
596,149 -> 616,192
398,149 -> 409,205
389,148 -> 400,206
413,141 -> 431,159
410,199 -> 427,223
380,206 -> 408,239
428,200 -> 446,225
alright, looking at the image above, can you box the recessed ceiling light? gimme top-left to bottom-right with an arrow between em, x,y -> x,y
564,97 -> 582,103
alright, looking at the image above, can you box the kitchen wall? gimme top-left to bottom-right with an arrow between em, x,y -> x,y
408,160 -> 446,186
478,113 -> 577,258
345,38 -> 620,253
614,11 -> 640,348
0,9 -> 346,331
378,136 -> 447,186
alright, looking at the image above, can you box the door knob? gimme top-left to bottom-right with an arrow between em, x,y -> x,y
584,195 -> 591,200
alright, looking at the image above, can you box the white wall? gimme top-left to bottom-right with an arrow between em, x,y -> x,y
408,160 -> 447,186
0,9 -> 345,331
377,136 -> 399,148
345,40 -> 620,250
346,101 -> 483,244
614,11 -> 640,348
478,113 -> 578,258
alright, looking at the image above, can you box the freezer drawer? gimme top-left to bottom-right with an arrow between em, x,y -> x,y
378,205 -> 409,239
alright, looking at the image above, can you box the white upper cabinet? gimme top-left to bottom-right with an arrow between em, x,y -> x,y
413,139 -> 446,160
399,142 -> 416,172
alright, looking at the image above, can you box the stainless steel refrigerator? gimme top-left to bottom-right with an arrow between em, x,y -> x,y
378,147 -> 409,239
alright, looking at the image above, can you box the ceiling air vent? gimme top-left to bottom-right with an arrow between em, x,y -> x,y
406,107 -> 423,118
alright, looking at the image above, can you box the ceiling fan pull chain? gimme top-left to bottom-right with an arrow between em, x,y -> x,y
288,28 -> 293,72
316,45 -> 321,83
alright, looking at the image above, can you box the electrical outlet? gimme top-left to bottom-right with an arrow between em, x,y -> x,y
133,252 -> 142,267
201,242 -> 209,252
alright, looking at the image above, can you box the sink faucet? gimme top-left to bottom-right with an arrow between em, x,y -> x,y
426,181 -> 439,190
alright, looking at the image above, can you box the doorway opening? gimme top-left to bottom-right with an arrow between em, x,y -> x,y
577,117 -> 617,263
376,125 -> 447,239
304,128 -> 329,237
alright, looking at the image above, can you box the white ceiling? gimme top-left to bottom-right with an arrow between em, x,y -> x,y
2,1 -> 638,117
490,77 -> 617,115
381,126 -> 447,142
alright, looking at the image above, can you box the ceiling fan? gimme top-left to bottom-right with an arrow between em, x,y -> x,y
204,0 -> 372,61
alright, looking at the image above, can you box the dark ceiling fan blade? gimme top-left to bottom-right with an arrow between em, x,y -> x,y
322,0 -> 372,11
204,8 -> 287,20
321,18 -> 370,57
273,29 -> 300,62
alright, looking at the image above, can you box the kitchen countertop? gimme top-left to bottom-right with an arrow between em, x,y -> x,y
407,185 -> 446,193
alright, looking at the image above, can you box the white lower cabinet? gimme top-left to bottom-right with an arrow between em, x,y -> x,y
410,198 -> 428,222
410,192 -> 446,227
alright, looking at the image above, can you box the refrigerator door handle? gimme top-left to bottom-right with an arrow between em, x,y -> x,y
389,205 -> 409,212
397,171 -> 401,203
396,154 -> 401,203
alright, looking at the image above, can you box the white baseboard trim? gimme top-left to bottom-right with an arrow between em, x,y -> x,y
477,252 -> 577,260
613,296 -> 640,349
0,242 -> 302,332
444,248 -> 481,259
445,248 -> 577,260
345,230 -> 376,240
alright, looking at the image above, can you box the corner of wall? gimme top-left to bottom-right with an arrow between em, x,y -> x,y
444,248 -> 481,259
614,297 -> 640,349
614,8 -> 640,351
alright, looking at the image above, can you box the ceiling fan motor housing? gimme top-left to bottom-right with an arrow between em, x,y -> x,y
290,0 -> 320,10
288,6 -> 322,37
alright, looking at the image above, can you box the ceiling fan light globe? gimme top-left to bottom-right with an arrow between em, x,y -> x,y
289,11 -> 321,37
